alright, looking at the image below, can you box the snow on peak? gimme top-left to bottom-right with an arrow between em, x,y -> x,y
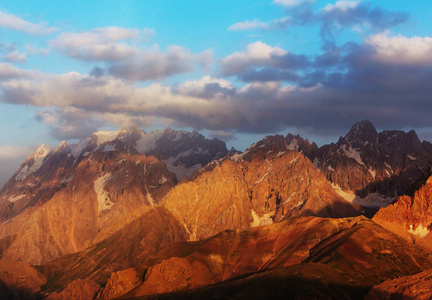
94,129 -> 122,146
56,141 -> 69,152
71,138 -> 91,158
34,144 -> 50,158
16,144 -> 51,181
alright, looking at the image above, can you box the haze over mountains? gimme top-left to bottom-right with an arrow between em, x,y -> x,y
1,120 -> 432,299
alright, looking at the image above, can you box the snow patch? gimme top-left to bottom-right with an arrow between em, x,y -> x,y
135,130 -> 165,153
16,145 -> 51,181
286,138 -> 298,150
407,155 -> 417,161
331,184 -> 394,207
342,144 -> 364,166
8,194 -> 25,203
251,210 -> 274,227
94,173 -> 114,213
230,153 -> 244,163
71,138 -> 90,158
94,129 -> 121,146
409,224 -> 430,238
159,175 -> 167,184
277,151 -> 285,157
313,157 -> 320,168
103,143 -> 117,152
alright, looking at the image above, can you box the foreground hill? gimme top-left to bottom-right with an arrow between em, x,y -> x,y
30,216 -> 431,299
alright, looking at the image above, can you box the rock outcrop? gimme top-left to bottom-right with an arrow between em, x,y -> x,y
102,216 -> 432,299
373,172 -> 432,252
163,149 -> 359,241
0,141 -> 176,265
366,269 -> 432,300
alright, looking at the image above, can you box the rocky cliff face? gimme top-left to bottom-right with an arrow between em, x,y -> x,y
37,207 -> 188,295
0,140 -> 176,265
163,149 -> 359,241
0,142 -> 76,222
96,126 -> 229,181
99,216 -> 432,299
366,269 -> 432,300
373,172 -> 432,252
206,120 -> 432,208
0,127 -> 230,224
317,121 -> 432,204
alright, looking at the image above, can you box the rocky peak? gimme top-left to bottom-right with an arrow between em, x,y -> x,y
33,144 -> 51,159
344,120 -> 378,147
55,141 -> 70,152
116,126 -> 146,145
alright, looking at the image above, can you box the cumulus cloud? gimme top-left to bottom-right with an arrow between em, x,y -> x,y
36,107 -> 103,140
52,27 -> 143,62
0,62 -> 32,80
108,45 -> 210,81
4,50 -> 27,63
0,10 -> 58,35
220,41 -> 309,78
52,27 -> 209,81
274,0 -> 315,6
319,1 -> 408,39
228,19 -> 270,31
365,33 -> 432,66
2,28 -> 432,140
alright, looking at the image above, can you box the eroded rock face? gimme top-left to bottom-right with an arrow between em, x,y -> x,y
366,269 -> 432,300
0,126 -> 230,225
163,150 -> 359,241
206,121 -> 432,208
45,278 -> 100,300
0,143 -> 76,223
373,173 -> 432,251
0,259 -> 47,300
0,141 -> 176,265
317,121 -> 432,202
38,207 -> 188,295
97,268 -> 141,300
112,216 -> 432,299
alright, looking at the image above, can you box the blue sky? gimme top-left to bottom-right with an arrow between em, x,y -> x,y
1,0 -> 432,186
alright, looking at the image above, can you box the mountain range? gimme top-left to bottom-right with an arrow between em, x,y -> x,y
0,121 -> 432,299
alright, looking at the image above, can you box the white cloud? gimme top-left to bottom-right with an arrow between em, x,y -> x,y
274,0 -> 314,6
52,28 -> 141,62
220,41 -> 290,75
228,19 -> 270,31
366,33 -> 432,65
0,11 -> 58,35
323,1 -> 360,12
108,45 -> 211,81
0,62 -> 32,80
4,50 -> 27,63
